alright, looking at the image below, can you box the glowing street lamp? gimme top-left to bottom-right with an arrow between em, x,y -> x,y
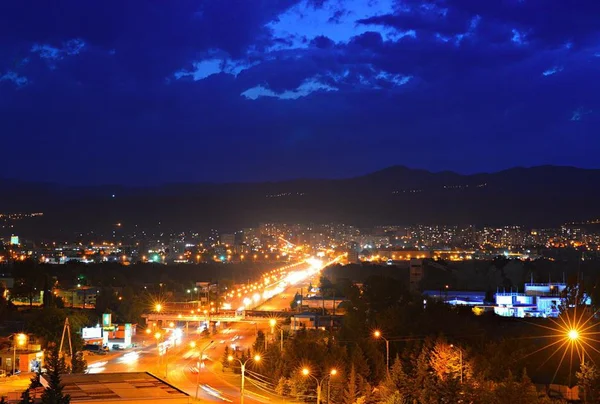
155,303 -> 162,313
12,333 -> 27,376
154,332 -> 162,372
301,367 -> 337,404
194,340 -> 214,400
228,354 -> 260,404
568,329 -> 580,341
373,330 -> 390,373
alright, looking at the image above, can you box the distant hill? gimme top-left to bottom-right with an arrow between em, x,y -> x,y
2,165 -> 600,238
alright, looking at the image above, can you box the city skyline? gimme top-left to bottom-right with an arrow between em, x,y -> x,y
2,1 -> 600,185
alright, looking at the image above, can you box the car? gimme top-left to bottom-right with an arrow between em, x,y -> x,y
112,344 -> 124,350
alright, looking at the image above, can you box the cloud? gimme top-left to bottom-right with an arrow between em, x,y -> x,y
570,107 -> 592,121
0,71 -> 28,87
1,0 -> 600,184
375,71 -> 412,86
173,54 -> 259,81
266,0 -> 417,51
241,77 -> 337,100
30,38 -> 86,69
542,66 -> 564,76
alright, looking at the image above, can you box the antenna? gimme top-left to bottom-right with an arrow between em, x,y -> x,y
59,317 -> 73,362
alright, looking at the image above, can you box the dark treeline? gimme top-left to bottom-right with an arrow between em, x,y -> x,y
326,257 -> 600,300
232,270 -> 600,403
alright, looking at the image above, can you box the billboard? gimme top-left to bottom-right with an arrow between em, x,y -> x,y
102,313 -> 112,327
196,282 -> 210,292
10,235 -> 19,245
82,327 -> 102,340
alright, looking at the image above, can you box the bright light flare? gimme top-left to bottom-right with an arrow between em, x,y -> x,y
524,307 -> 600,386
568,329 -> 579,341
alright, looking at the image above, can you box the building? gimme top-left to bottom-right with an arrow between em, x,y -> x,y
302,297 -> 348,311
290,313 -> 343,332
39,372 -> 190,403
0,343 -> 43,374
347,249 -> 359,264
494,283 -> 579,318
56,287 -> 97,308
409,259 -> 424,292
378,250 -> 431,260
220,233 -> 235,247
423,290 -> 486,306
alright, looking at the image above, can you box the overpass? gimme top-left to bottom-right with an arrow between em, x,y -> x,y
142,310 -> 293,327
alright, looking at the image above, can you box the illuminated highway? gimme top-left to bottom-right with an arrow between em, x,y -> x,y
87,257 -> 340,403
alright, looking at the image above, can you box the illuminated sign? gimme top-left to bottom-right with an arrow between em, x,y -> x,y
102,313 -> 112,327
82,327 -> 102,340
10,235 -> 19,245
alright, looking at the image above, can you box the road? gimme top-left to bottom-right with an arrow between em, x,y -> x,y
88,259 -> 330,403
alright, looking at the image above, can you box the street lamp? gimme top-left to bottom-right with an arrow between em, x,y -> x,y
12,333 -> 27,376
301,368 -> 337,404
373,330 -> 390,374
155,303 -> 162,313
194,341 -> 214,400
268,319 -> 284,351
154,332 -> 162,374
568,329 -> 580,341
228,354 -> 260,404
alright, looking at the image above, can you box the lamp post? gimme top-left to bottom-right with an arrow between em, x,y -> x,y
268,319 -> 284,351
373,330 -> 390,374
228,354 -> 260,404
301,368 -> 337,404
12,333 -> 27,376
154,332 -> 162,374
194,340 -> 214,400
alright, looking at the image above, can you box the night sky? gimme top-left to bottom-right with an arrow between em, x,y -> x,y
1,1 -> 599,185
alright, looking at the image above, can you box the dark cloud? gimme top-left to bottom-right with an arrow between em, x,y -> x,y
1,0 -> 599,184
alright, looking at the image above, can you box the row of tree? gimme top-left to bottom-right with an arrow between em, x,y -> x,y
236,272 -> 600,403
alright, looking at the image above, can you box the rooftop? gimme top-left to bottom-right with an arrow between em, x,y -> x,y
41,372 -> 190,403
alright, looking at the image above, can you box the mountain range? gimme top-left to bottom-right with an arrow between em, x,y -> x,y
2,165 -> 600,239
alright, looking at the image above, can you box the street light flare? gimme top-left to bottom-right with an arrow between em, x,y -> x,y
374,330 -> 381,338
568,329 -> 579,341
302,368 -> 310,376
330,369 -> 337,376
254,355 -> 261,362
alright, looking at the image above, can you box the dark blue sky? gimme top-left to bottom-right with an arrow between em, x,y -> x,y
1,0 -> 599,185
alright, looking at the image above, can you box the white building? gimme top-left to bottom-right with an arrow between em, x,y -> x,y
494,283 -> 568,318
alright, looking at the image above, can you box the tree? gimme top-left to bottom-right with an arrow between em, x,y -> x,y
429,340 -> 465,382
275,377 -> 291,397
380,356 -> 410,401
343,365 -> 359,404
252,330 -> 266,353
381,391 -> 409,404
577,362 -> 600,403
41,345 -> 70,404
70,351 -> 87,374
18,390 -> 33,404
221,346 -> 230,368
